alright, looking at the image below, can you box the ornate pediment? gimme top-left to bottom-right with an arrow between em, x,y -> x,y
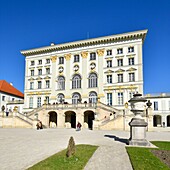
115,69 -> 125,73
44,76 -> 51,80
104,69 -> 114,74
36,77 -> 42,80
28,77 -> 35,81
126,67 -> 137,72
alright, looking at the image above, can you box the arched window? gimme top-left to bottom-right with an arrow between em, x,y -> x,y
72,74 -> 81,89
89,91 -> 97,103
57,93 -> 65,103
72,93 -> 81,104
57,76 -> 65,90
89,73 -> 98,88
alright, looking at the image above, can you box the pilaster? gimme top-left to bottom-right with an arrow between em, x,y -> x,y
50,56 -> 57,98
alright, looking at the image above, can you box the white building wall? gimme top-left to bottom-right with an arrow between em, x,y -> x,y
22,30 -> 147,112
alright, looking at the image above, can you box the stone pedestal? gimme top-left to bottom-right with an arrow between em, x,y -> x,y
129,118 -> 150,146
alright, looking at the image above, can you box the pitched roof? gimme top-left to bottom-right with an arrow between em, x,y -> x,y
0,80 -> 24,98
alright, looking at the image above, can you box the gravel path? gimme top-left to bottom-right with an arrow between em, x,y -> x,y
0,128 -> 169,170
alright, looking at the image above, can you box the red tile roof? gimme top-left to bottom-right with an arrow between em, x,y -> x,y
0,80 -> 24,98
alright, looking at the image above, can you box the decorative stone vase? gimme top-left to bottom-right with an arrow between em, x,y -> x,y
128,93 -> 150,146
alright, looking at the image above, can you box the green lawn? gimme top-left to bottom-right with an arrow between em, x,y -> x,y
126,141 -> 170,170
27,145 -> 98,170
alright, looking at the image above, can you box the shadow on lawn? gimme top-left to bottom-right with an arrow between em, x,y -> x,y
104,135 -> 129,145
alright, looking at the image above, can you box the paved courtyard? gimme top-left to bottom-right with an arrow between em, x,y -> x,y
0,128 -> 170,170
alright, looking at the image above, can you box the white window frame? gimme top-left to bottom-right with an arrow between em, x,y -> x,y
89,92 -> 97,103
37,97 -> 41,108
118,92 -> 123,105
107,60 -> 112,68
118,74 -> 123,83
38,81 -> 42,89
29,97 -> 33,108
46,80 -> 50,88
107,75 -> 112,84
107,93 -> 112,106
128,58 -> 134,65
129,73 -> 135,82
117,59 -> 123,66
30,82 -> 34,90
72,93 -> 81,104
72,75 -> 81,89
89,73 -> 97,88
58,76 -> 65,90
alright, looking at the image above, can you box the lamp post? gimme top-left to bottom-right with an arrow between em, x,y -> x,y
128,93 -> 150,146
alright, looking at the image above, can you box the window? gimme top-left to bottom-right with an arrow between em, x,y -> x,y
38,69 -> 42,75
118,92 -> 123,105
46,59 -> 50,64
46,68 -> 50,74
89,73 -> 98,88
12,98 -> 15,101
107,50 -> 112,56
154,101 -> 158,110
57,93 -> 65,103
59,57 -> 64,64
129,92 -> 135,100
118,74 -> 123,83
30,82 -> 34,89
107,75 -> 112,84
107,60 -> 112,68
38,81 -> 42,89
31,70 -> 34,76
46,80 -> 50,88
128,47 -> 134,53
38,60 -> 42,65
117,48 -> 123,54
107,93 -> 112,105
29,97 -> 33,108
74,55 -> 80,62
128,58 -> 134,65
90,52 -> 96,60
57,76 -> 65,90
45,96 -> 49,104
37,97 -> 41,108
129,73 -> 135,82
72,93 -> 81,104
31,61 -> 34,66
117,59 -> 123,66
72,74 -> 81,89
2,96 -> 5,101
89,91 -> 97,103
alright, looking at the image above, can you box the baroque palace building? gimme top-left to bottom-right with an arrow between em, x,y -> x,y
21,29 -> 147,112
3,29 -> 148,130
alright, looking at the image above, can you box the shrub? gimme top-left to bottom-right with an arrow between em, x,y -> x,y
66,136 -> 76,157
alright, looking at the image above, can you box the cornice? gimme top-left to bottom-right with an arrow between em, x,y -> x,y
21,29 -> 148,56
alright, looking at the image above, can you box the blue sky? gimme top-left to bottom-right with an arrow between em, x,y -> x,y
0,0 -> 170,94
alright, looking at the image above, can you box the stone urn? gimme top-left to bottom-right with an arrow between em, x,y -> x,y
128,93 -> 150,146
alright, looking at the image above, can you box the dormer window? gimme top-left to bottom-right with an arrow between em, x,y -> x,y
38,60 -> 42,65
31,61 -> 35,66
46,59 -> 50,64
90,52 -> 96,60
74,55 -> 80,62
117,48 -> 123,54
128,47 -> 134,53
107,50 -> 112,56
59,57 -> 64,64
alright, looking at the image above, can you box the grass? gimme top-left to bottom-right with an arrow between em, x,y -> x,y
27,144 -> 98,170
126,141 -> 170,170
